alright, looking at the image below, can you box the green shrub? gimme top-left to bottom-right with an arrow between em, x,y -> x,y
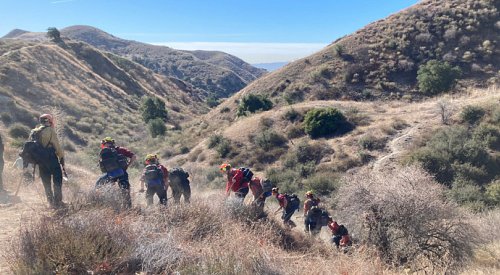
332,44 -> 345,57
473,123 -> 500,149
282,108 -> 301,122
206,96 -> 220,108
417,60 -> 461,95
75,121 -> 92,133
358,135 -> 386,151
254,130 -> 287,150
460,105 -> 485,124
141,96 -> 168,123
9,123 -> 30,139
236,94 -> 273,116
216,139 -> 231,158
180,146 -> 190,154
411,126 -> 497,187
303,108 -> 348,138
148,118 -> 166,138
208,134 -> 224,149
485,180 -> 500,206
304,172 -> 340,195
266,168 -> 301,194
220,107 -> 230,113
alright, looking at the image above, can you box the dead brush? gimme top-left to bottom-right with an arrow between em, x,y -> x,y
8,209 -> 135,274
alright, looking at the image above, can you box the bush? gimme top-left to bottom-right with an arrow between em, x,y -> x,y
417,60 -> 461,95
141,96 -> 168,123
485,180 -> 500,206
410,126 -> 495,186
358,135 -> 386,151
282,108 -> 301,122
303,172 -> 340,195
207,134 -> 224,149
460,105 -> 485,124
148,118 -> 166,138
303,108 -> 348,138
286,125 -> 305,139
216,139 -> 231,158
9,123 -> 30,139
236,94 -> 273,116
254,130 -> 287,150
336,167 -> 476,272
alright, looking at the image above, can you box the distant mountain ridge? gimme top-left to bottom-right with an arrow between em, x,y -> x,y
2,25 -> 266,99
252,62 -> 288,72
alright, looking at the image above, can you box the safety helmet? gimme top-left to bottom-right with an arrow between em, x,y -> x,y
39,114 -> 54,126
271,187 -> 279,194
305,190 -> 314,198
100,137 -> 115,148
219,163 -> 231,172
145,154 -> 159,164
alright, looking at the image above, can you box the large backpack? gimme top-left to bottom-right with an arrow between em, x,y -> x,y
285,194 -> 300,211
99,147 -> 127,175
320,209 -> 331,226
239,167 -> 254,182
19,126 -> 51,166
169,167 -> 190,190
144,164 -> 164,187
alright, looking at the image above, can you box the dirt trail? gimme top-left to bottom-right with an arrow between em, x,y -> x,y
0,169 -> 50,273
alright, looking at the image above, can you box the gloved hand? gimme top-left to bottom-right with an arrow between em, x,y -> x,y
59,158 -> 65,167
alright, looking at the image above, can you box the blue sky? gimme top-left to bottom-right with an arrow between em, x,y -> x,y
1,0 -> 418,63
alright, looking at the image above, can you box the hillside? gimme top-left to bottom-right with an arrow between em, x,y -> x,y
212,0 -> 499,114
0,38 -> 207,149
3,26 -> 266,100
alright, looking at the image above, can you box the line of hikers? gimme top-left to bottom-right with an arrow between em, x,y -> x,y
17,114 -> 350,248
220,163 -> 351,249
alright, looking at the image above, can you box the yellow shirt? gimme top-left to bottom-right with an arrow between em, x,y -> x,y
30,125 -> 64,159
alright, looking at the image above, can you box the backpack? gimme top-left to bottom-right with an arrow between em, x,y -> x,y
19,127 -> 51,166
99,147 -> 127,174
285,194 -> 300,211
144,164 -> 164,187
239,167 -> 254,182
261,179 -> 273,198
169,167 -> 190,190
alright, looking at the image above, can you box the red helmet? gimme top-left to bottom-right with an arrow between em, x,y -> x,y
39,114 -> 54,126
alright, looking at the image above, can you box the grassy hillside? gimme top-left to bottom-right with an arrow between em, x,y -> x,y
214,0 -> 499,115
60,25 -> 266,99
0,38 -> 207,155
3,26 -> 267,100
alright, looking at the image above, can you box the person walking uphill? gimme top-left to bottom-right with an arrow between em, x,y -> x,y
220,163 -> 251,199
97,137 -> 136,209
30,114 -> 65,208
139,154 -> 168,206
303,191 -> 323,235
272,187 -> 300,228
169,167 -> 191,204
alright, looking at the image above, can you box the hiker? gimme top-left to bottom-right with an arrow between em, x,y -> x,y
328,217 -> 351,248
248,177 -> 272,210
272,187 -> 300,228
220,163 -> 251,199
303,191 -> 321,216
303,191 -> 323,235
29,114 -> 65,208
0,133 -> 4,192
169,167 -> 191,204
139,154 -> 168,206
96,137 -> 136,209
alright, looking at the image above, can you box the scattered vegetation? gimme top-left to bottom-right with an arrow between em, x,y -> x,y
141,96 -> 169,123
148,118 -> 166,138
